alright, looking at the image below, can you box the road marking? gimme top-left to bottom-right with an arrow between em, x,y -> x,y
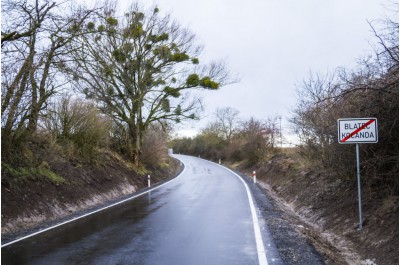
196,157 -> 268,265
1,163 -> 186,248
218,165 -> 269,265
3,155 -> 269,265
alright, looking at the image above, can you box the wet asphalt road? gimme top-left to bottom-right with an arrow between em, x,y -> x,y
2,155 -> 277,265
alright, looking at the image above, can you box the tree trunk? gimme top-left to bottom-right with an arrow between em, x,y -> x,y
27,42 -> 56,133
135,130 -> 141,167
129,120 -> 141,167
3,71 -> 29,138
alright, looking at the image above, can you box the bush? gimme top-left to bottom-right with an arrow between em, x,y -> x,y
169,116 -> 279,165
42,96 -> 111,158
291,18 -> 399,197
141,124 -> 170,167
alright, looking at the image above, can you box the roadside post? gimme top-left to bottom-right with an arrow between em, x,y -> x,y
338,118 -> 378,230
148,175 -> 151,187
253,171 -> 256,184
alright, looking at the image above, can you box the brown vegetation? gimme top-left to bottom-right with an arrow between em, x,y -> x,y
2,0 -> 225,237
1,133 -> 179,235
244,150 -> 398,265
291,16 -> 398,199
1,0 -> 230,168
170,107 -> 280,164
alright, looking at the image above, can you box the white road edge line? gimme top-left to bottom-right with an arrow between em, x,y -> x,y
188,155 -> 270,265
1,163 -> 186,248
215,163 -> 269,265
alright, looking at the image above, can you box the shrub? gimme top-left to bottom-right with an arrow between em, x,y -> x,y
291,35 -> 398,197
141,124 -> 170,167
42,96 -> 111,158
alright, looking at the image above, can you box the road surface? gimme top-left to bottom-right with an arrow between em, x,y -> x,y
2,155 -> 281,265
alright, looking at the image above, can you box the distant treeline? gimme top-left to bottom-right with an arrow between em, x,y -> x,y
170,108 -> 280,165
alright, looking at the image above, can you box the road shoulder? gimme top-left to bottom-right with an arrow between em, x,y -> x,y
232,169 -> 328,265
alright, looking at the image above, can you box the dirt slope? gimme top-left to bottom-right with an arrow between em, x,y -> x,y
1,143 -> 179,239
238,151 -> 398,265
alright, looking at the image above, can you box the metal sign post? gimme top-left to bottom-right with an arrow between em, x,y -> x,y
338,118 -> 378,230
355,143 -> 362,230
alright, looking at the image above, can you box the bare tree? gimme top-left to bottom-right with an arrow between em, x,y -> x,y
291,12 -> 398,195
214,107 -> 240,142
1,0 -> 94,152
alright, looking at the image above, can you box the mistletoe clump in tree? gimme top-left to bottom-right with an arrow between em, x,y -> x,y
68,3 -> 229,166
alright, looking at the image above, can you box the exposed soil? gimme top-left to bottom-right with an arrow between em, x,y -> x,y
238,152 -> 398,265
235,170 -> 327,264
1,139 -> 180,240
2,139 -> 397,265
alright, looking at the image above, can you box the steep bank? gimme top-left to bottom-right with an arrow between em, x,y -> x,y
238,151 -> 398,265
1,141 -> 180,239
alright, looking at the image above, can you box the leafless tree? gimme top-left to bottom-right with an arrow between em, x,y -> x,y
291,13 -> 398,196
1,0 -> 94,153
213,107 -> 240,142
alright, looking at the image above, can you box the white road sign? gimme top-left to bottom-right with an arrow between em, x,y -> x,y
338,118 -> 378,144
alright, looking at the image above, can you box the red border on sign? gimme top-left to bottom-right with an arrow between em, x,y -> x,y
340,119 -> 376,143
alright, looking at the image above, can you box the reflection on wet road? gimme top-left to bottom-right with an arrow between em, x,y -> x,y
2,155 -> 264,265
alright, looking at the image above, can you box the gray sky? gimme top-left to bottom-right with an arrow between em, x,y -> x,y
94,0 -> 392,141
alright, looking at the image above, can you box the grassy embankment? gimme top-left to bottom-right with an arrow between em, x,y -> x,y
1,135 -> 179,236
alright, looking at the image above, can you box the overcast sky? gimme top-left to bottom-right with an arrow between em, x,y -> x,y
89,0 -> 394,142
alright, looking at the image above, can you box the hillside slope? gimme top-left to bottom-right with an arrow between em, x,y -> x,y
1,138 -> 179,239
238,151 -> 398,265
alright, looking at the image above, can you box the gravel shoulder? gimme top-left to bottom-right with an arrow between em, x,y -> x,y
233,168 -> 329,265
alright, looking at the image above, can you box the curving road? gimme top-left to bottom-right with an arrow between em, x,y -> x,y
2,155 -> 280,265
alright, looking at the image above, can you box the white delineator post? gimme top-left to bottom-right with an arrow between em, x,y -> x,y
148,175 -> 151,187
253,171 -> 256,183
